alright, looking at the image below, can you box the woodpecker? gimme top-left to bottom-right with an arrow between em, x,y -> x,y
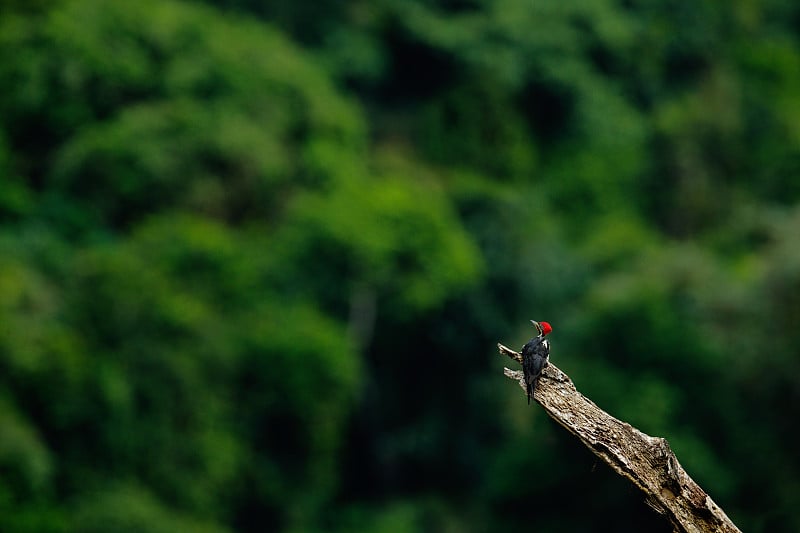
522,320 -> 552,404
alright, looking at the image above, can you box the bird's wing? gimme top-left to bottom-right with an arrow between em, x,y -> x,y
531,340 -> 550,376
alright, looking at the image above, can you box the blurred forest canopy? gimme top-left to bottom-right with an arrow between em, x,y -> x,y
1,0 -> 799,531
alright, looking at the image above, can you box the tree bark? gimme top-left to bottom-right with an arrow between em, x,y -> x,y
498,343 -> 741,533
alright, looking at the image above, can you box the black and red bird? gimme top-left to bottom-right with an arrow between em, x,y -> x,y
522,320 -> 552,404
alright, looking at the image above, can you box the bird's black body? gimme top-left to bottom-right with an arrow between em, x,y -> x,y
522,334 -> 550,404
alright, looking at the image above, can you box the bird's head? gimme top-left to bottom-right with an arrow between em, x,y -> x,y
530,320 -> 553,336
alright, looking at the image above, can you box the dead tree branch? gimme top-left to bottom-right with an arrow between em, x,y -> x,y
498,342 -> 741,533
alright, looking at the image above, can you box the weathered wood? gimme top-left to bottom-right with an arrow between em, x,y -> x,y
499,342 -> 741,533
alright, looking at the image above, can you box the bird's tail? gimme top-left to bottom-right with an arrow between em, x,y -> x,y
527,377 -> 541,404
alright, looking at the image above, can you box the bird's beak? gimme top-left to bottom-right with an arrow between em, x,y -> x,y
530,320 -> 543,334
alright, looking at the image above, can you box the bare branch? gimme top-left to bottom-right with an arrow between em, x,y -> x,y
498,342 -> 741,533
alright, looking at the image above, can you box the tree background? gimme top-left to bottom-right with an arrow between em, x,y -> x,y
1,0 -> 799,531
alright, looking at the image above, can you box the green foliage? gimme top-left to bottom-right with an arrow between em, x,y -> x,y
275,169 -> 483,315
72,483 -> 230,533
0,398 -> 48,476
0,0 -> 365,234
2,0 -> 800,531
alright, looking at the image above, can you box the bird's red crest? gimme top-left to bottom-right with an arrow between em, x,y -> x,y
540,321 -> 552,336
